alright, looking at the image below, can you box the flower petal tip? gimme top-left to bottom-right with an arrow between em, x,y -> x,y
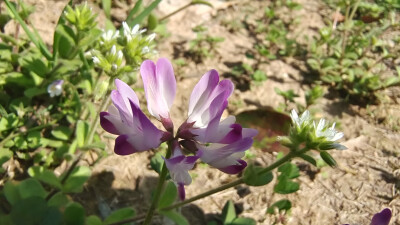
219,160 -> 247,174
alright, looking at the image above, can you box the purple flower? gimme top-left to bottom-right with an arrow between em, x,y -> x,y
371,208 -> 391,225
164,141 -> 199,200
100,79 -> 167,155
187,69 -> 233,128
100,58 -> 257,199
343,208 -> 392,225
140,58 -> 176,125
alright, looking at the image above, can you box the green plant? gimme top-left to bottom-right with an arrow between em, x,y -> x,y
307,0 -> 400,103
188,25 -> 225,62
253,1 -> 304,60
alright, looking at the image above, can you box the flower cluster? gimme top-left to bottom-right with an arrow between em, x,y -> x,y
100,58 -> 257,199
64,3 -> 97,31
92,22 -> 156,76
282,109 -> 346,151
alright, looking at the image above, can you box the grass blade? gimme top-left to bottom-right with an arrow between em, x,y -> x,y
4,0 -> 52,60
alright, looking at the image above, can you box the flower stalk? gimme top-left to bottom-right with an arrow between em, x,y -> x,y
161,149 -> 303,211
85,78 -> 113,145
142,141 -> 173,225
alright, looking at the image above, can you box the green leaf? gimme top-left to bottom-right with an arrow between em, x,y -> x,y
222,200 -> 236,224
278,163 -> 300,179
104,207 -> 135,224
18,178 -> 47,199
147,13 -> 158,30
126,0 -> 142,22
0,148 -> 13,166
51,126 -> 73,141
28,166 -> 61,189
159,210 -> 189,225
3,181 -> 21,206
150,152 -> 165,174
320,151 -> 337,167
86,215 -> 103,225
18,55 -> 49,77
307,58 -> 320,70
298,154 -> 317,166
27,130 -> 41,148
55,24 -> 76,59
48,192 -> 70,208
229,217 -> 257,225
0,113 -> 19,132
251,70 -> 267,82
64,202 -> 85,225
79,28 -> 102,48
274,178 -> 299,194
41,207 -> 63,225
384,76 -> 400,87
62,166 -> 91,193
158,181 -> 177,208
24,87 -> 46,98
102,0 -> 111,18
266,199 -> 292,214
10,197 -> 47,225
129,0 -> 161,26
76,120 -> 89,147
243,164 -> 273,186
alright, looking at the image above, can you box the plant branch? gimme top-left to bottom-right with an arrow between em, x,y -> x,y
161,178 -> 244,211
85,78 -> 113,145
142,142 -> 173,225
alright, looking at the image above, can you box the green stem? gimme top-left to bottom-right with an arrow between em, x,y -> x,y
259,151 -> 297,174
45,152 -> 83,201
161,178 -> 244,211
79,50 -> 90,71
142,142 -> 173,225
85,78 -> 113,145
159,2 -> 192,22
161,150 -> 303,211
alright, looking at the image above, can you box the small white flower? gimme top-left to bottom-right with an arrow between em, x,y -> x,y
117,50 -> 123,61
47,80 -> 64,97
141,46 -> 150,54
314,119 -> 344,142
146,33 -> 156,42
92,56 -> 100,64
101,30 -> 119,42
110,45 -> 117,56
290,109 -> 311,128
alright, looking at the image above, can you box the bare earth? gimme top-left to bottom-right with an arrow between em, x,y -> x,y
8,0 -> 400,224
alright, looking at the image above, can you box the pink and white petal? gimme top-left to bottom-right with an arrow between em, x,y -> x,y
140,60 -> 173,120
115,79 -> 140,107
156,58 -> 176,109
111,90 -> 133,124
197,137 -> 253,162
188,70 -> 219,117
218,159 -> 247,174
242,128 -> 258,138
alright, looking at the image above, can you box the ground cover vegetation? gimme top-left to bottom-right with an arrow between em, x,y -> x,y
0,0 -> 399,224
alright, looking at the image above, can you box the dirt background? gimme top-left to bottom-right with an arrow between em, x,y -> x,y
4,0 -> 400,224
